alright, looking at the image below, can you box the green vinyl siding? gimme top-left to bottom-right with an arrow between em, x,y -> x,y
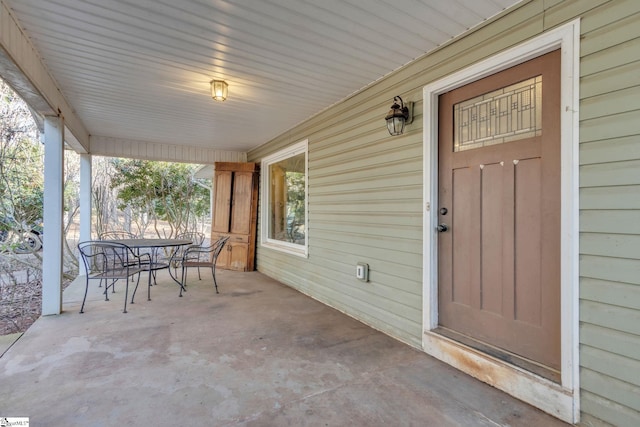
581,136 -> 640,165
254,125 -> 425,347
578,2 -> 640,424
249,0 -> 640,424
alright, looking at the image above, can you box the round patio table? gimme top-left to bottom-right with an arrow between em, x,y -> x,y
101,238 -> 193,296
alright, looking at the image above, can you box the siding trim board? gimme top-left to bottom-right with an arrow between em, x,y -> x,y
421,20 -> 580,423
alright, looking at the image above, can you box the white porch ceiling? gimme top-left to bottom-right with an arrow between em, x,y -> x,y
4,0 -> 522,153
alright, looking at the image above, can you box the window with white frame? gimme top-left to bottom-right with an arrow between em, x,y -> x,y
261,139 -> 308,257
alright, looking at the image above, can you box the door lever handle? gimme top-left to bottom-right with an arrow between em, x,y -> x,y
436,223 -> 449,233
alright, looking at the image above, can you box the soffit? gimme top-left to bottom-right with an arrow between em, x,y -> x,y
4,0 -> 522,152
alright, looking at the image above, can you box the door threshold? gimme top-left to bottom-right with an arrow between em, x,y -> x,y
423,329 -> 574,423
433,327 -> 560,383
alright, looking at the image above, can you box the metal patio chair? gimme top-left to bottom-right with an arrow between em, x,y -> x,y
180,236 -> 229,293
171,231 -> 206,276
77,240 -> 151,313
176,231 -> 205,246
98,230 -> 138,240
98,230 -> 164,283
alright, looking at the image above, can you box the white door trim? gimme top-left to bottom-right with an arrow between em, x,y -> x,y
422,19 -> 580,424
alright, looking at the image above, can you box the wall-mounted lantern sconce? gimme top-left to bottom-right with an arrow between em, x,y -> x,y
210,79 -> 228,102
385,96 -> 413,136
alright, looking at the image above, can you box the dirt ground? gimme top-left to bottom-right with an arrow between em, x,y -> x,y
0,273 -> 41,335
0,262 -> 78,336
0,226 -> 80,336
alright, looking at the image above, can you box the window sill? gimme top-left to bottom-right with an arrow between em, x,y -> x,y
261,240 -> 307,258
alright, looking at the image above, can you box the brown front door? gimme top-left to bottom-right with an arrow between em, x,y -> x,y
437,50 -> 561,373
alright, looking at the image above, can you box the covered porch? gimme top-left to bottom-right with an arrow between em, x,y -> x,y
0,269 -> 566,426
6,1 -> 640,424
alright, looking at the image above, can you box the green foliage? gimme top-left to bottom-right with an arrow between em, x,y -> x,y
110,159 -> 209,236
286,171 -> 305,223
0,80 -> 43,230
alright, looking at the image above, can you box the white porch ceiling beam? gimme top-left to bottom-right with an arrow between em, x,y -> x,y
0,0 -> 89,152
89,135 -> 247,164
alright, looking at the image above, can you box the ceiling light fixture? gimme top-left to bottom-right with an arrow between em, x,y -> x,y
385,96 -> 413,136
210,80 -> 228,102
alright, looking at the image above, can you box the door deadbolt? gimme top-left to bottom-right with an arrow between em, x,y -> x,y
439,207 -> 448,215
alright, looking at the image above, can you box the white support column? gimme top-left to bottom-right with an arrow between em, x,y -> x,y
42,116 -> 65,315
78,154 -> 92,274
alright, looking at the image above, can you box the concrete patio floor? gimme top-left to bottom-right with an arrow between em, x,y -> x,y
0,269 -> 570,426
